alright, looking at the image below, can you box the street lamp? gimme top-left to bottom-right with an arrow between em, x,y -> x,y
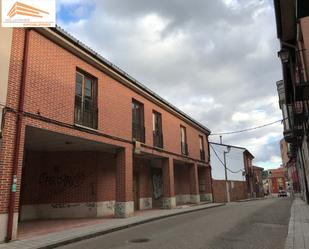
224,146 -> 231,203
278,49 -> 290,63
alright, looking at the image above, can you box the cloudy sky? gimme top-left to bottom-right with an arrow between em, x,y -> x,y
57,0 -> 283,170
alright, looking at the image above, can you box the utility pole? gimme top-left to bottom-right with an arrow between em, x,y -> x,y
223,146 -> 231,203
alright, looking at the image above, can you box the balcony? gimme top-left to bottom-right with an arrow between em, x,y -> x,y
153,131 -> 163,148
132,122 -> 145,143
276,80 -> 285,108
200,149 -> 205,161
287,142 -> 297,158
293,101 -> 304,125
181,142 -> 188,155
283,129 -> 294,143
74,96 -> 98,129
295,81 -> 309,101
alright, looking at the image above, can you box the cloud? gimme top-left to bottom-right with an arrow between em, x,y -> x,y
57,0 -> 283,170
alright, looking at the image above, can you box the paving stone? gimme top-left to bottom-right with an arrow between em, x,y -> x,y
0,202 -> 223,249
285,198 -> 309,249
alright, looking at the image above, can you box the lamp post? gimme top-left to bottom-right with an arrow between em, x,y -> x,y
224,146 -> 231,202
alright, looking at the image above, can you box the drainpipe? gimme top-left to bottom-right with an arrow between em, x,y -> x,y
6,28 -> 30,242
209,166 -> 214,203
207,137 -> 214,202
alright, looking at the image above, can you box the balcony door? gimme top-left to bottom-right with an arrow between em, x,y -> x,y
75,71 -> 98,129
132,100 -> 145,142
153,111 -> 163,148
180,126 -> 188,155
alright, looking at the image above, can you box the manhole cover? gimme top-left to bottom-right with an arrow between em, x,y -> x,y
129,238 -> 150,243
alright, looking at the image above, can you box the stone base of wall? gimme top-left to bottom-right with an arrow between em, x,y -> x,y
20,201 -> 116,221
190,194 -> 200,204
115,201 -> 134,218
139,197 -> 152,210
162,197 -> 176,209
0,213 -> 18,241
96,201 -> 115,217
176,194 -> 190,204
200,193 -> 213,202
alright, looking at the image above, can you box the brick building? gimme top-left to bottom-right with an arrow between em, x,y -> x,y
252,166 -> 264,197
243,150 -> 255,198
0,27 -> 212,241
280,139 -> 300,192
274,0 -> 309,203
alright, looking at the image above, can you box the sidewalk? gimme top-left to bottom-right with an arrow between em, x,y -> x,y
0,202 -> 224,249
285,198 -> 309,249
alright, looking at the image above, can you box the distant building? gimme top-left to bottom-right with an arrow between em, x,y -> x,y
252,166 -> 264,197
210,142 -> 256,202
280,139 -> 300,193
267,168 -> 287,195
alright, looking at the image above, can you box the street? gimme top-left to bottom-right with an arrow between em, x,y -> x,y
59,198 -> 292,249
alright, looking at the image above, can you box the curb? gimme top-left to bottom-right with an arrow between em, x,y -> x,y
235,197 -> 266,202
40,203 -> 225,249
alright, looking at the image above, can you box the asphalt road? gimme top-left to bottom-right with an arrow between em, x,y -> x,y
59,198 -> 293,249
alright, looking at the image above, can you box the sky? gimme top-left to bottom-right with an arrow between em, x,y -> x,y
56,0 -> 283,170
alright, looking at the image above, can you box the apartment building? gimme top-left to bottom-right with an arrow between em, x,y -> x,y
0,27 -> 212,241
274,0 -> 309,203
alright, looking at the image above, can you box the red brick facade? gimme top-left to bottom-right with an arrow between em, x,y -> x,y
0,28 -> 212,241
212,180 -> 247,203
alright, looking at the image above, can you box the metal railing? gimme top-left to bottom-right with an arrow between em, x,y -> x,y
132,122 -> 145,142
200,149 -> 205,161
74,96 -> 98,129
153,131 -> 163,148
181,142 -> 188,155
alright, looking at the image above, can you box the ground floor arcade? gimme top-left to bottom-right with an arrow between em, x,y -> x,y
0,116 -> 212,241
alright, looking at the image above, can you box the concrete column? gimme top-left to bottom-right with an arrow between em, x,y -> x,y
189,163 -> 200,203
162,157 -> 176,209
115,146 -> 134,217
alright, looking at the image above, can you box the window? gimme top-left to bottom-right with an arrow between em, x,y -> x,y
153,111 -> 163,148
199,135 -> 205,161
74,71 -> 98,129
180,126 -> 188,155
132,99 -> 145,142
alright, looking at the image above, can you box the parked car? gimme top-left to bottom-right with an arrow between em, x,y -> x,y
278,190 -> 287,197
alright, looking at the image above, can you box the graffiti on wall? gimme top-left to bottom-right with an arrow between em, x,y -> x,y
152,174 -> 163,199
39,166 -> 86,193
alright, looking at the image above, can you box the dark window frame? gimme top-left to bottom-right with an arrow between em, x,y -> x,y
74,69 -> 98,129
199,135 -> 205,161
132,99 -> 145,143
152,110 -> 163,148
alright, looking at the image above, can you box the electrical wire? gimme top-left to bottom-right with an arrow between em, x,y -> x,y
209,143 -> 244,174
210,119 -> 284,136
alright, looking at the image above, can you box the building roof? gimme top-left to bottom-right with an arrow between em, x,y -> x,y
252,166 -> 264,171
209,142 -> 254,158
46,26 -> 211,134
